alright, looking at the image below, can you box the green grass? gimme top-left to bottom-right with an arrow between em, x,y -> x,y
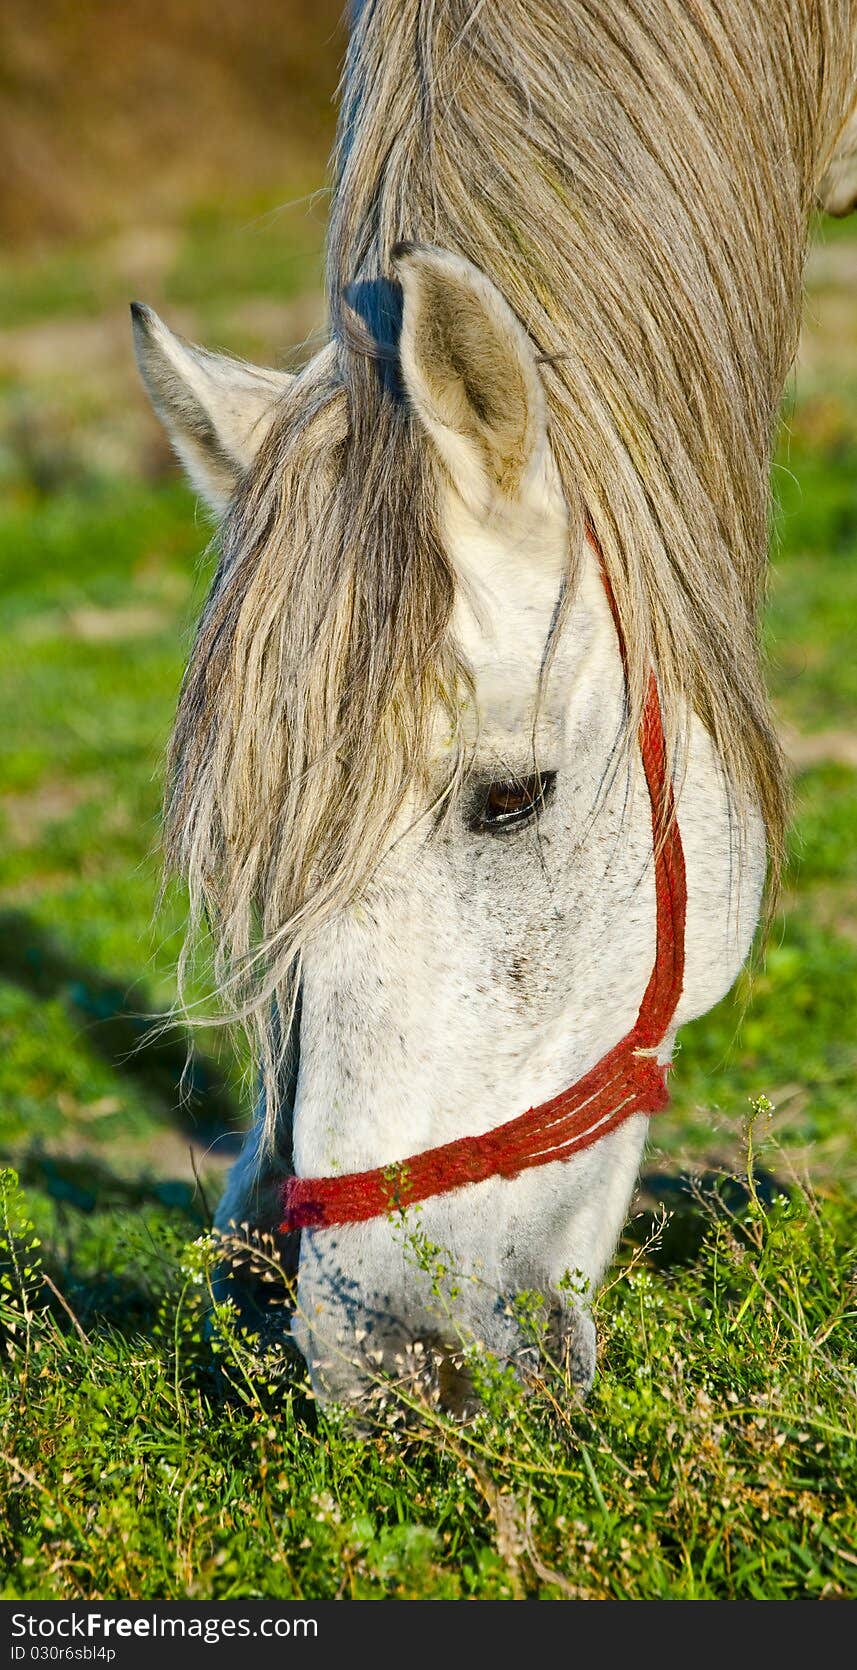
1,1148 -> 855,1600
1,212 -> 856,1597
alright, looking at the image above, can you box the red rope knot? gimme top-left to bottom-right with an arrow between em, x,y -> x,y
629,1048 -> 670,1111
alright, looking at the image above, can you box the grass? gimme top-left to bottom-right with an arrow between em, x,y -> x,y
0,1138 -> 854,1600
0,207 -> 856,1599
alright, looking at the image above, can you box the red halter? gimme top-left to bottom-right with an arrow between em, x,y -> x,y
279,541 -> 687,1235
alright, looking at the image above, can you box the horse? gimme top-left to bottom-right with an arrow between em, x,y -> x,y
132,1 -> 857,1407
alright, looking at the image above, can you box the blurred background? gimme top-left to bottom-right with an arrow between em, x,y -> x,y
0,0 -> 342,488
0,3 -> 855,1313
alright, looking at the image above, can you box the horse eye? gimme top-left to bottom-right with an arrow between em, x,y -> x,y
474,771 -> 556,833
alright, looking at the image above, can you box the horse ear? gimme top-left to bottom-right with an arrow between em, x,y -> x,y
392,244 -> 548,516
819,101 -> 857,216
131,304 -> 293,513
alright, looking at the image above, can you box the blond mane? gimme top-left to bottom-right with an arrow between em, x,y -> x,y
165,1 -> 857,1117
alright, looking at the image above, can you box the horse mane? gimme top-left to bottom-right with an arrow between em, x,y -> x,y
165,342 -> 466,1104
164,1 -> 857,1124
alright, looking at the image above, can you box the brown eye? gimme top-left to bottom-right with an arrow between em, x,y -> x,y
475,771 -> 556,833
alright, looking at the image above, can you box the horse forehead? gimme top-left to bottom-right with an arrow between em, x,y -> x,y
445,501 -> 603,730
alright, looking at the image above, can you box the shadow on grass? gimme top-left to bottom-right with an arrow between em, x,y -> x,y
629,1166 -> 784,1266
0,1150 -> 204,1335
0,907 -> 244,1158
12,1145 -> 208,1221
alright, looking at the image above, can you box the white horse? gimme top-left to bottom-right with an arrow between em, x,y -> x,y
133,2 -> 857,1406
